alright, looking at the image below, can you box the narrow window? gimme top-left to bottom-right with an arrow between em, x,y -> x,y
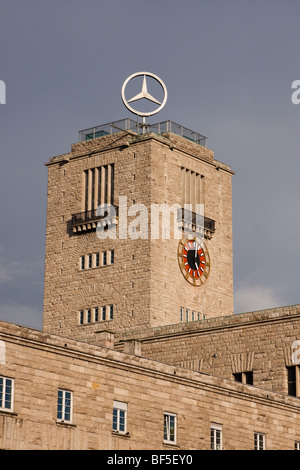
203,314 -> 207,320
79,310 -> 84,325
254,432 -> 265,450
57,389 -> 73,423
197,312 -> 201,320
102,306 -> 106,321
80,256 -> 85,270
191,311 -> 195,321
95,253 -> 100,267
88,254 -> 92,269
87,308 -> 91,323
164,412 -> 177,444
102,251 -> 107,266
234,371 -> 254,385
109,305 -> 114,320
94,307 -> 99,322
112,401 -> 127,433
295,441 -> 300,450
287,366 -> 300,397
0,376 -> 13,411
186,309 -> 189,322
180,307 -> 184,322
211,423 -> 222,450
110,249 -> 114,264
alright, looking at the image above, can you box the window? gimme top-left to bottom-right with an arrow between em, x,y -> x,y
295,441 -> 300,450
84,164 -> 114,213
94,307 -> 99,322
102,251 -> 107,266
211,423 -> 222,450
109,305 -> 114,320
88,254 -> 92,269
95,253 -> 100,267
78,305 -> 114,325
234,371 -> 253,385
287,366 -> 300,397
102,306 -> 106,321
197,312 -> 201,320
254,432 -> 265,450
80,256 -> 85,270
57,389 -> 73,423
186,309 -> 189,322
87,308 -> 91,323
164,412 -> 177,444
0,376 -> 13,411
180,307 -> 184,322
110,249 -> 114,264
113,401 -> 127,433
191,311 -> 195,321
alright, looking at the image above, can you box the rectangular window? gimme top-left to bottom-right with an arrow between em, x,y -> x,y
110,249 -> 114,264
80,256 -> 85,270
0,376 -> 13,411
88,254 -> 92,269
113,401 -> 127,433
197,312 -> 201,320
102,251 -> 107,266
180,307 -> 184,322
295,441 -> 300,450
234,371 -> 253,385
94,307 -> 99,322
84,164 -> 114,213
191,311 -> 195,321
87,308 -> 91,323
287,366 -> 300,397
109,305 -> 114,320
254,432 -> 265,450
102,306 -> 106,321
57,389 -> 73,423
79,310 -> 84,325
164,412 -> 177,444
211,423 -> 222,450
186,309 -> 189,322
95,253 -> 100,267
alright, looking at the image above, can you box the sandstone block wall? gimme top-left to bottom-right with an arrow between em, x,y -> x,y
1,321 -> 300,450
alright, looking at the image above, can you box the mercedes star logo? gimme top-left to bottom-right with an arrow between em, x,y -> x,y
121,72 -> 168,118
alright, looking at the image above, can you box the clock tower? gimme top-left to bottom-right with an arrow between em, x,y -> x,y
42,75 -> 234,341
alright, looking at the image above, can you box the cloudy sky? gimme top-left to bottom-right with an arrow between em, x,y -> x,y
0,0 -> 299,330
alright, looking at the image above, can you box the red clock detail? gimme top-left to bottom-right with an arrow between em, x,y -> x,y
178,237 -> 210,286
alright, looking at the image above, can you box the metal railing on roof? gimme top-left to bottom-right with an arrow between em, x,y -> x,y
78,119 -> 207,147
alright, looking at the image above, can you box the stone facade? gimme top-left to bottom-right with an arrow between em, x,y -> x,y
43,128 -> 234,340
1,321 -> 300,450
116,304 -> 300,395
1,121 -> 299,450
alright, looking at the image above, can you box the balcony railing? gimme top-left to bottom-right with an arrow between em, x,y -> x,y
71,206 -> 118,234
177,208 -> 216,239
78,119 -> 207,147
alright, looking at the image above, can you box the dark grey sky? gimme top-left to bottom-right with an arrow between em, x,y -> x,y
0,0 -> 299,329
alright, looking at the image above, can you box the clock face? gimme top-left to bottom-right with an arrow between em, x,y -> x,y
178,237 -> 210,286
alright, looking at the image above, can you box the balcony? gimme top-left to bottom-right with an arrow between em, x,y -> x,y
71,207 -> 118,234
78,118 -> 207,147
177,208 -> 216,239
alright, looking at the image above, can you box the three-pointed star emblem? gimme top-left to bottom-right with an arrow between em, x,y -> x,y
127,75 -> 162,105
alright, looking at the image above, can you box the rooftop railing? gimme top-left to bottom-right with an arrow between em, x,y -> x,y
78,119 -> 207,147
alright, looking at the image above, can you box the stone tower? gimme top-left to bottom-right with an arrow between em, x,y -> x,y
43,118 -> 234,341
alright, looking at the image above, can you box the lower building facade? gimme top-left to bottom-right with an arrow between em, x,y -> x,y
1,316 -> 300,450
